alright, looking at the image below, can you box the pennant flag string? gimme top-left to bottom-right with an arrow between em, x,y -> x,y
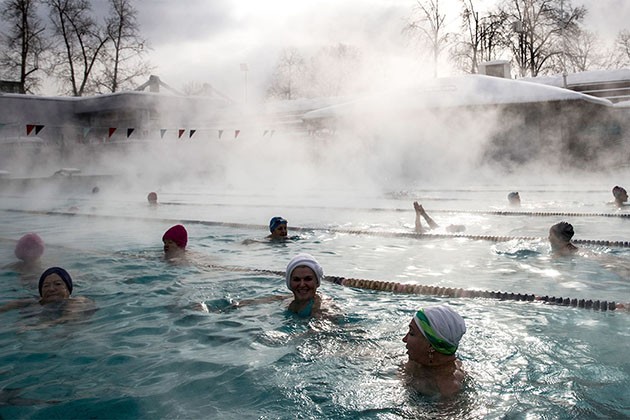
35,125 -> 44,135
189,129 -> 196,138
178,129 -> 185,139
127,128 -> 135,138
108,127 -> 117,138
160,129 -> 167,139
218,130 -> 223,139
26,124 -> 35,135
235,130 -> 240,139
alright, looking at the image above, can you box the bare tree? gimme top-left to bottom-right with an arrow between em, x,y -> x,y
266,47 -> 307,100
46,0 -> 108,96
450,0 -> 509,73
404,0 -> 451,77
308,43 -> 362,97
0,0 -> 48,93
499,0 -> 586,77
96,0 -> 151,93
609,30 -> 630,68
561,30 -> 606,72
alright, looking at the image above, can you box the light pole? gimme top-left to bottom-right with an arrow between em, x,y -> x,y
240,63 -> 248,104
560,0 -> 568,88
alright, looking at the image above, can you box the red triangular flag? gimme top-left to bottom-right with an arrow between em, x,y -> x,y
189,129 -> 196,138
235,130 -> 240,139
35,125 -> 44,135
108,127 -> 117,138
178,129 -> 185,139
160,129 -> 167,139
127,128 -> 134,138
26,124 -> 35,135
218,130 -> 223,139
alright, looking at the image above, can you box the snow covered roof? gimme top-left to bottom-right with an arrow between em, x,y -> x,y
523,69 -> 630,87
303,74 -> 611,121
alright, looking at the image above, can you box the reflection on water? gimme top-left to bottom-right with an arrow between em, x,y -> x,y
0,186 -> 629,418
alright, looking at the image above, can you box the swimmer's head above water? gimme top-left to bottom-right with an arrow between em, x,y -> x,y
38,267 -> 73,303
285,254 -> 324,316
14,233 -> 45,264
549,221 -> 578,255
405,305 -> 466,361
507,191 -> 521,206
147,192 -> 158,205
612,186 -> 628,206
162,224 -> 187,258
269,216 -> 288,239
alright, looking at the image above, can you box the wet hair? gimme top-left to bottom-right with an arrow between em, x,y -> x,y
549,222 -> 574,243
507,191 -> 520,203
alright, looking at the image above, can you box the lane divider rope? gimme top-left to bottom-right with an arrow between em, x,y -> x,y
4,208 -> 630,248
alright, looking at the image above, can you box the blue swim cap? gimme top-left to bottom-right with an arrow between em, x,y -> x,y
269,216 -> 287,233
38,267 -> 73,296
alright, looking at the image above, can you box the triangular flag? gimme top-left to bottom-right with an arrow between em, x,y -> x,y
235,130 -> 240,139
108,127 -> 117,138
160,129 -> 167,139
35,125 -> 44,135
26,124 -> 35,135
263,130 -> 268,137
270,130 -> 275,138
178,129 -> 185,139
218,130 -> 223,139
83,127 -> 91,138
127,128 -> 134,138
189,129 -> 196,138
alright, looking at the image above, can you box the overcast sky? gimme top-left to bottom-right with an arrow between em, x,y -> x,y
49,0 -> 630,98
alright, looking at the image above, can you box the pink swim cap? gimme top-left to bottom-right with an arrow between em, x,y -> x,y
162,225 -> 188,249
14,233 -> 45,262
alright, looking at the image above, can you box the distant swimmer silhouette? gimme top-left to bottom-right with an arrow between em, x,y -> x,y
147,191 -> 158,205
402,304 -> 467,398
548,221 -> 578,256
507,191 -> 521,207
612,186 -> 628,208
414,202 -> 465,234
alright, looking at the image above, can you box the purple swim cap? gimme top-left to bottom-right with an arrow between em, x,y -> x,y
14,233 -> 45,262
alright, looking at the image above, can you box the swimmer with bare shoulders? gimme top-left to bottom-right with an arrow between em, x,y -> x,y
402,305 -> 467,398
612,186 -> 628,208
3,233 -> 45,275
0,267 -> 95,321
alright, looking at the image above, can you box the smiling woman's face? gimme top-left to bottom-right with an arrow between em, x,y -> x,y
289,266 -> 318,302
40,273 -> 70,303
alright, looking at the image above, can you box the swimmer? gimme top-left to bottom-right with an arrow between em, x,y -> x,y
162,224 -> 187,260
147,191 -> 158,205
268,216 -> 288,239
92,186 -> 100,194
549,221 -> 578,256
225,253 -> 328,318
0,267 -> 94,319
414,202 -> 465,234
402,305 -> 467,398
612,186 -> 628,207
508,191 -> 521,207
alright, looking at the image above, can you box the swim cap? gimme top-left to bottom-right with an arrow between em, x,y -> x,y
414,305 -> 466,355
269,216 -> 287,233
162,224 -> 188,249
549,221 -> 574,243
14,233 -> 45,262
38,266 -> 73,296
285,253 -> 324,289
612,186 -> 627,200
147,192 -> 158,203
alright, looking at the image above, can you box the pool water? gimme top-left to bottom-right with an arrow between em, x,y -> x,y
1,183 -> 629,419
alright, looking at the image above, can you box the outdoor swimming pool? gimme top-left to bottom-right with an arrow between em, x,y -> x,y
1,182 -> 628,419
